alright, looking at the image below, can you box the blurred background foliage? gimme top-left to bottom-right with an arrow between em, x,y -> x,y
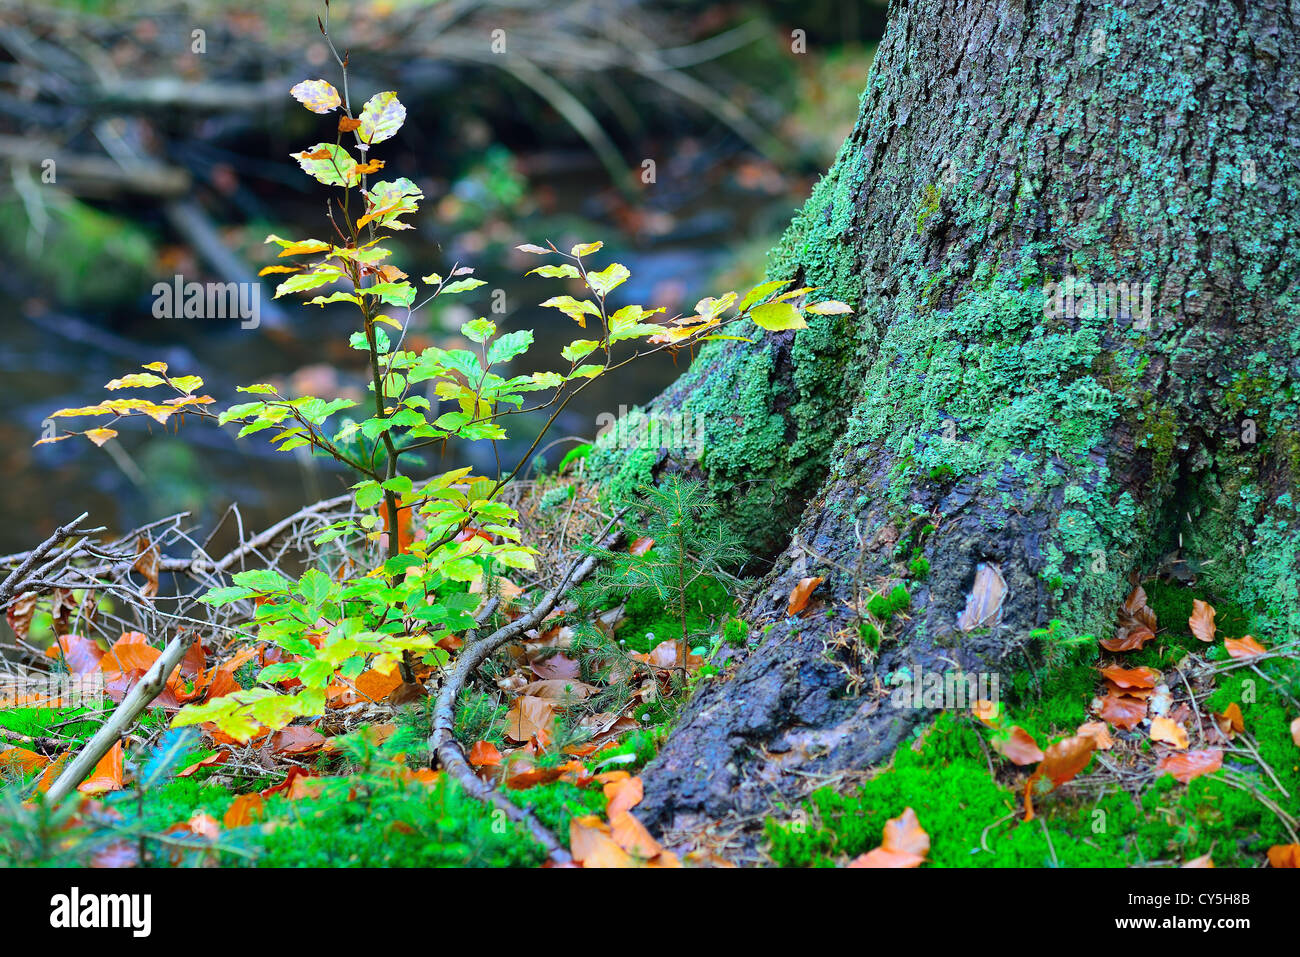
0,0 -> 884,553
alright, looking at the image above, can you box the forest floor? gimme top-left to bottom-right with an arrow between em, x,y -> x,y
2,468 -> 1297,868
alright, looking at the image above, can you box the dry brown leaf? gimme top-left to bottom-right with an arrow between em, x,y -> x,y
848,847 -> 925,868
608,811 -> 661,858
1100,624 -> 1156,652
269,727 -> 327,756
1096,693 -> 1147,730
972,699 -> 1000,726
992,726 -> 1045,766
1188,599 -> 1216,642
1225,635 -> 1266,659
604,775 -> 643,818
569,815 -> 633,868
223,793 -> 265,828
1037,734 -> 1096,788
628,536 -> 655,556
1098,665 -> 1160,690
133,536 -> 160,599
881,806 -> 930,858
956,562 -> 1006,631
468,740 -> 501,767
1267,844 -> 1300,868
1182,853 -> 1215,868
1291,716 -> 1300,747
1150,716 -> 1189,750
1156,748 -> 1222,783
79,741 -> 124,795
1216,703 -> 1245,738
786,576 -> 823,616
503,695 -> 555,742
1076,721 -> 1114,750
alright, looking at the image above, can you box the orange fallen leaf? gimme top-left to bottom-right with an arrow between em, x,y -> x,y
1225,635 -> 1266,659
629,536 -> 655,556
178,749 -> 229,777
1182,853 -> 1215,868
1150,716 -> 1189,749
1100,624 -> 1156,652
1266,844 -> 1300,868
503,695 -> 555,742
1098,665 -> 1160,690
0,746 -> 50,774
972,699 -> 1001,726
881,806 -> 929,858
1291,716 -> 1300,747
608,811 -> 661,859
569,815 -> 633,868
1097,693 -> 1147,730
787,576 -> 823,616
992,726 -> 1044,766
1156,749 -> 1222,783
468,740 -> 502,767
268,727 -> 327,756
1076,721 -> 1114,750
1037,734 -> 1096,787
1216,703 -> 1245,738
848,806 -> 929,867
1188,599 -> 1216,643
45,633 -> 104,675
604,775 -> 643,817
224,792 -> 266,828
79,741 -> 124,794
100,631 -> 161,674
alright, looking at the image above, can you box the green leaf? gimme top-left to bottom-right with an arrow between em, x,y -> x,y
295,568 -> 334,605
382,476 -> 414,496
199,585 -> 255,606
462,318 -> 496,343
527,264 -> 580,279
750,300 -> 808,332
738,278 -> 792,313
231,568 -> 291,593
539,296 -> 600,327
354,481 -> 385,510
488,329 -> 533,365
586,263 -> 630,298
357,91 -> 406,145
561,339 -> 600,362
442,278 -> 487,295
361,281 -> 416,307
275,270 -> 340,298
292,143 -> 358,187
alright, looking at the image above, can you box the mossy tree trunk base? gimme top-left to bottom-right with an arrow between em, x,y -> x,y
603,0 -> 1300,845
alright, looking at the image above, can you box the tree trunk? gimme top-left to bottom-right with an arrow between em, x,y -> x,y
594,0 -> 1300,844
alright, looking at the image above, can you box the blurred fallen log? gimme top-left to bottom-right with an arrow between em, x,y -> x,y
0,134 -> 190,197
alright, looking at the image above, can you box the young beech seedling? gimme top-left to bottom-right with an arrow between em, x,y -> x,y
37,10 -> 848,742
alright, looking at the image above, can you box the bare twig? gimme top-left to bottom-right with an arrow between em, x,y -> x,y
44,631 -> 195,803
429,511 -> 625,864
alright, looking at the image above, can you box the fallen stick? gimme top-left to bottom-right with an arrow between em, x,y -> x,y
44,631 -> 195,804
430,513 -> 625,865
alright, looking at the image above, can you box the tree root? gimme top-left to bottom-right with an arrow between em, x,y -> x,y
428,512 -> 624,865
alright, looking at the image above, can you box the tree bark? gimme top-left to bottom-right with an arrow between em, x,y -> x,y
595,0 -> 1300,844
